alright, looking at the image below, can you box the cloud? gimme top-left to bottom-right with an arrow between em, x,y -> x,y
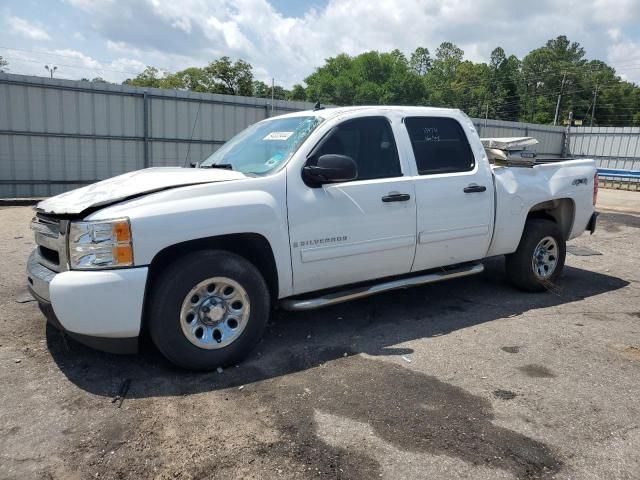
4,0 -> 640,87
608,41 -> 640,84
7,16 -> 51,41
51,0 -> 640,86
0,47 -> 147,81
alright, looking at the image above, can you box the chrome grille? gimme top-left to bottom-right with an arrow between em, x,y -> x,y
31,214 -> 70,272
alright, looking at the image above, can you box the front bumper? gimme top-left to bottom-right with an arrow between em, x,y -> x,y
27,250 -> 148,354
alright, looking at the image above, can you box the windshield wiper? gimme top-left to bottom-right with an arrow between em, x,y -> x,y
199,163 -> 233,170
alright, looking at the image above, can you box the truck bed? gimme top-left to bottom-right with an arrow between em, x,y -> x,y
487,158 -> 597,257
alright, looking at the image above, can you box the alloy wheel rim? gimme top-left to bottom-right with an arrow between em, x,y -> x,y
179,277 -> 250,350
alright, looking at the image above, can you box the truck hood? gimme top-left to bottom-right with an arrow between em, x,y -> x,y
36,167 -> 247,215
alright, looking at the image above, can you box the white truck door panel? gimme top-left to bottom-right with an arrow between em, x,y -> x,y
404,116 -> 494,271
287,116 -> 417,294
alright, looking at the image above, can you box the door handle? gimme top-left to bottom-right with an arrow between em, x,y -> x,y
463,185 -> 487,193
382,193 -> 411,202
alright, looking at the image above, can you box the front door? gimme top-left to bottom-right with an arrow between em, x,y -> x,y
403,116 -> 495,271
287,116 -> 417,295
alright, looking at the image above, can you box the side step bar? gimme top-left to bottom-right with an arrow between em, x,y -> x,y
280,263 -> 484,311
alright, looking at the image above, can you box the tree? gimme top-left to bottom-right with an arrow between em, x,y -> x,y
115,38 -> 640,126
487,48 -> 521,120
161,67 -> 215,92
251,80 -> 290,100
304,50 -> 425,105
410,47 -> 431,76
80,77 -> 109,83
424,42 -> 466,107
205,57 -> 253,96
390,49 -> 408,65
289,84 -> 306,101
123,66 -> 164,88
0,56 -> 8,72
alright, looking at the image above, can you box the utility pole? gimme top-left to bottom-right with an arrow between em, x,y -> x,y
271,77 -> 274,115
44,65 -> 57,78
484,103 -> 489,128
562,110 -> 573,157
553,72 -> 567,126
590,83 -> 598,127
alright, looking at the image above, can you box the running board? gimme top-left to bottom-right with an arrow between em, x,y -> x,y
280,263 -> 484,311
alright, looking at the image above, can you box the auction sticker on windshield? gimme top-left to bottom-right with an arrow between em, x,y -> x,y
263,131 -> 293,141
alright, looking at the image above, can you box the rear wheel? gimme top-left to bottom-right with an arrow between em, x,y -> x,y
149,250 -> 270,370
505,219 -> 566,292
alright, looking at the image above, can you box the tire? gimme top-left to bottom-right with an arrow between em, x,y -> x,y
505,219 -> 566,292
148,250 -> 270,370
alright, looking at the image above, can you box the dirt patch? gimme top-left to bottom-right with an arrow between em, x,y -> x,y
622,346 -> 640,361
43,344 -> 562,480
518,364 -> 556,378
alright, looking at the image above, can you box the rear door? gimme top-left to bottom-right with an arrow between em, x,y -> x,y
404,116 -> 494,271
286,116 -> 417,294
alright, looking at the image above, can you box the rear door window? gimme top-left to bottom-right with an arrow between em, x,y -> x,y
404,117 -> 475,175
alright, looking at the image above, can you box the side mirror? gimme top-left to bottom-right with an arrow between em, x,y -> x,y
302,154 -> 357,186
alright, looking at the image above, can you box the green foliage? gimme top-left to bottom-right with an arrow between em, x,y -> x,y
123,58 -> 256,96
289,84 -> 306,101
123,66 -> 163,88
252,80 -> 289,100
121,36 -> 640,126
410,47 -> 431,76
80,77 -> 109,83
205,57 -> 253,95
304,51 -> 425,105
0,55 -> 8,72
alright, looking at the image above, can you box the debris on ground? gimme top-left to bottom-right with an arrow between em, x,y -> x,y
493,389 -> 517,400
567,245 -> 602,256
501,346 -> 520,354
622,345 -> 640,361
217,366 -> 224,374
111,379 -> 131,408
401,355 -> 412,363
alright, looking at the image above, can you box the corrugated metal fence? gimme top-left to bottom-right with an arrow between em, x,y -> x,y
473,119 -> 565,157
569,126 -> 640,188
0,72 -> 621,198
0,73 -> 312,197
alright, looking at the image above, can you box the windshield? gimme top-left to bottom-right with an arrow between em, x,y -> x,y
200,116 -> 323,175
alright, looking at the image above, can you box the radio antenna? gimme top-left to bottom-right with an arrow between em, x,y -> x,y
184,101 -> 202,167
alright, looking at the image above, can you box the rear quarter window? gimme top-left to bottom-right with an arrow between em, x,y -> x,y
404,117 -> 475,175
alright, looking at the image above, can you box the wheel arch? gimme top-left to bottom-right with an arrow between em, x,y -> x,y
526,198 -> 575,241
141,233 -> 279,334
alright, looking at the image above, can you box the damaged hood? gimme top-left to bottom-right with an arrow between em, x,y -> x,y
37,167 -> 247,215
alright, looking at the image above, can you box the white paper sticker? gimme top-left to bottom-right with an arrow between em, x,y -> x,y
263,131 -> 293,141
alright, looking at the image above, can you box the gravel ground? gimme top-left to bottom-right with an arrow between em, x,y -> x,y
0,203 -> 639,480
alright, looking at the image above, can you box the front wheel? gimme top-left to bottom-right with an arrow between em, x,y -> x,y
148,250 -> 270,370
505,219 -> 566,292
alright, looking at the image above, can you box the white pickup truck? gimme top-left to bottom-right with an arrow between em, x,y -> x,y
27,106 -> 598,370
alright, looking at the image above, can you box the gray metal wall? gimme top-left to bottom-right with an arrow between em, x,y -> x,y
569,126 -> 640,187
0,72 -> 602,198
0,73 -> 311,197
472,118 -> 565,157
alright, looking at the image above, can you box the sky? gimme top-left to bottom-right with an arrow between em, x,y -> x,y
1,0 -> 640,88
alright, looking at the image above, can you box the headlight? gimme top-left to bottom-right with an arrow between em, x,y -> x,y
68,218 -> 133,269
